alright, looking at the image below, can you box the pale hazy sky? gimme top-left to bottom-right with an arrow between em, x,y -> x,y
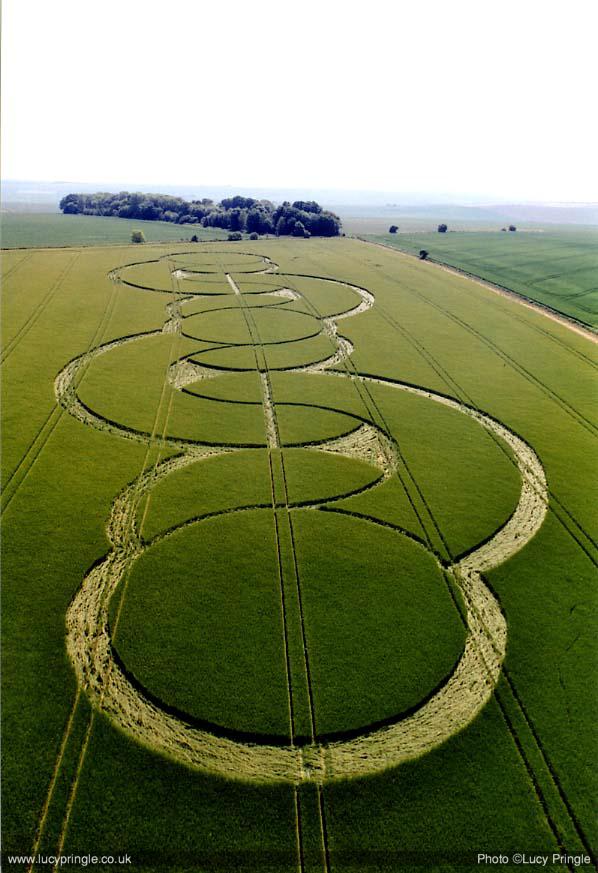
2,0 -> 597,201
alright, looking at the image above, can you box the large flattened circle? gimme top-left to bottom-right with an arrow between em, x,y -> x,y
183,307 -> 322,345
112,509 -> 465,741
188,332 -> 338,373
172,251 -> 272,274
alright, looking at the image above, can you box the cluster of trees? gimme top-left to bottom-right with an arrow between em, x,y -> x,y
59,192 -> 341,237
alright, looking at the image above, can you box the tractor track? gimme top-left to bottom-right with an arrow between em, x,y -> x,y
283,264 -> 455,564
284,254 -> 590,862
31,261 -> 190,870
421,293 -> 597,437
1,249 -> 33,279
2,266 -> 120,515
2,251 -> 81,364
225,267 -> 298,750
275,273 -> 437,554
24,275 -> 129,867
226,266 -> 327,872
335,247 -> 598,561
298,250 -> 591,860
372,299 -> 598,561
358,237 -> 597,344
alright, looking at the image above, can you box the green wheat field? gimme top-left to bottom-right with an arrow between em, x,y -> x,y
2,233 -> 596,872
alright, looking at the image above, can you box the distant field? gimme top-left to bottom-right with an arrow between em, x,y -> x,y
336,202 -> 598,236
364,229 -> 598,327
341,215 -> 510,235
0,212 -> 226,248
2,237 -> 596,870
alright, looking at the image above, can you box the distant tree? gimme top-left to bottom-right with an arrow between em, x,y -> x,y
228,231 -> 243,241
59,191 -> 341,236
131,230 -> 145,244
139,199 -> 161,220
292,200 -> 321,214
389,225 -> 399,234
189,203 -> 207,220
190,234 -> 199,242
303,228 -> 311,238
508,225 -> 517,231
222,195 -> 256,210
261,215 -> 275,235
59,194 -> 82,214
249,231 -> 259,240
310,212 -> 341,236
229,208 -> 243,232
247,208 -> 273,235
292,220 -> 306,237
501,227 -> 507,231
246,210 -> 261,234
438,223 -> 448,233
419,250 -> 429,260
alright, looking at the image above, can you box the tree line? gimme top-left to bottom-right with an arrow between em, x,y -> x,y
59,192 -> 342,237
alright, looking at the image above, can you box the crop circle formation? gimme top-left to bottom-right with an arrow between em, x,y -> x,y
56,249 -> 548,784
